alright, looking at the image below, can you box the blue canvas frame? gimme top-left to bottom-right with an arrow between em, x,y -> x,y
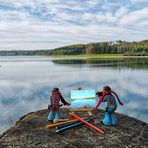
71,89 -> 96,108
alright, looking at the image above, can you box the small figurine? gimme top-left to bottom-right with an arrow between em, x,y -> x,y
48,88 -> 70,123
95,86 -> 123,125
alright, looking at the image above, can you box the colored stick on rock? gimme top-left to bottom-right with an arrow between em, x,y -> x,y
56,121 -> 81,129
70,108 -> 94,112
53,119 -> 69,123
46,118 -> 85,129
70,113 -> 105,135
56,119 -> 91,133
56,118 -> 91,129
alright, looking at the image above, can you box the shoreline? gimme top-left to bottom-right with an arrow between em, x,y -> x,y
51,55 -> 148,60
1,54 -> 148,58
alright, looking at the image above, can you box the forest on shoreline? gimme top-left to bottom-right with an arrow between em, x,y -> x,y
0,40 -> 148,56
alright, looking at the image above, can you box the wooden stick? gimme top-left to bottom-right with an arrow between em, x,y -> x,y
70,108 -> 93,112
70,113 -> 105,135
46,118 -> 86,129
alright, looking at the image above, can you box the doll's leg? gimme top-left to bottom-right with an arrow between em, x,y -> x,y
103,111 -> 112,125
111,112 -> 118,125
48,111 -> 54,121
54,111 -> 61,119
53,111 -> 61,123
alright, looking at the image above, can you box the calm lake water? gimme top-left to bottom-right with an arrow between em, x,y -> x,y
0,56 -> 148,134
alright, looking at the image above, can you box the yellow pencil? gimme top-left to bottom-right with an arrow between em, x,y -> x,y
46,118 -> 85,128
53,119 -> 69,123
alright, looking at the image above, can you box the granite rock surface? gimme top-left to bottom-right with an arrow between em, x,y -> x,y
0,108 -> 148,148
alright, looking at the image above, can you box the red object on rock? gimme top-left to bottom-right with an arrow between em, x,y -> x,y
70,113 -> 105,135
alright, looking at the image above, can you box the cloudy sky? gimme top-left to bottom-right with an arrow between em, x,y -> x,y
0,0 -> 148,50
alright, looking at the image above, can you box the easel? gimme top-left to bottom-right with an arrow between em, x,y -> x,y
70,108 -> 94,117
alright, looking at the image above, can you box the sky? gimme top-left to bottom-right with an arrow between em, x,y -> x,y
0,0 -> 148,50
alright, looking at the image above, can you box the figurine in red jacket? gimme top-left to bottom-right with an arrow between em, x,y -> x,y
96,86 -> 123,125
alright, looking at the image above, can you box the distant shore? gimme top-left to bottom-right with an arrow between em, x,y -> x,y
51,54 -> 148,59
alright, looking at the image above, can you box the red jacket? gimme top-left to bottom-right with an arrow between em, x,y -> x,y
50,91 -> 70,111
95,90 -> 123,110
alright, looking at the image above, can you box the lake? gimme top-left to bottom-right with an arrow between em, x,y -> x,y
0,56 -> 148,134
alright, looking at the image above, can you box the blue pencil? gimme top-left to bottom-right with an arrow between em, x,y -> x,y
56,120 -> 85,129
56,118 -> 91,132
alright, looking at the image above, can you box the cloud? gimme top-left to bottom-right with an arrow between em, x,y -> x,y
130,0 -> 148,3
0,0 -> 147,50
119,7 -> 148,28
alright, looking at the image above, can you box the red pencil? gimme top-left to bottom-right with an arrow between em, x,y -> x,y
70,113 -> 105,135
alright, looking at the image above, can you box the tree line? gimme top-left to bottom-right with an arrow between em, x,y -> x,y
0,40 -> 148,56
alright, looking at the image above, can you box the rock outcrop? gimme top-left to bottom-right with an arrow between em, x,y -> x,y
0,108 -> 148,148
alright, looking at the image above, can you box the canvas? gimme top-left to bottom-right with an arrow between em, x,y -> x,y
71,89 -> 96,108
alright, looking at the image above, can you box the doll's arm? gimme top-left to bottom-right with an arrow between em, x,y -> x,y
60,95 -> 70,105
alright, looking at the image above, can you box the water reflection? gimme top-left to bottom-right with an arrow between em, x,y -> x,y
52,58 -> 148,69
0,56 -> 148,134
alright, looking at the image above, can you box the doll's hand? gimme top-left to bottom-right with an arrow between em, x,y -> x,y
96,91 -> 103,97
64,103 -> 71,106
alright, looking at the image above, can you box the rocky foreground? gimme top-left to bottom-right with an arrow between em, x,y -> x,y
0,108 -> 148,148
